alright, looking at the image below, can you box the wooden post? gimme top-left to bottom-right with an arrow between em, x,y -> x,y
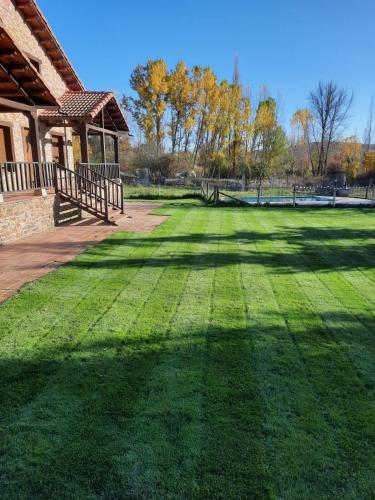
101,109 -> 107,168
53,163 -> 58,193
63,122 -> 68,168
114,134 -> 119,164
332,181 -> 337,207
104,179 -> 109,222
257,183 -> 261,206
121,181 -> 124,214
30,110 -> 45,195
214,186 -> 219,204
293,185 -> 296,207
79,123 -> 89,165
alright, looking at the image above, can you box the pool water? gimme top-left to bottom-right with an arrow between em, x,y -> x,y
241,195 -> 333,204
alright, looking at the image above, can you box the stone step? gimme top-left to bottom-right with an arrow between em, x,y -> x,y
56,196 -> 81,225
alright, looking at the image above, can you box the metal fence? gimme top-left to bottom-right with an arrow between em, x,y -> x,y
200,182 -> 375,207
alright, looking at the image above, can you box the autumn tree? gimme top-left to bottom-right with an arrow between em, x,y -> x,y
290,108 -> 314,176
363,151 -> 375,174
192,66 -> 220,170
334,136 -> 362,183
250,97 -> 287,186
167,62 -> 196,154
124,59 -> 168,155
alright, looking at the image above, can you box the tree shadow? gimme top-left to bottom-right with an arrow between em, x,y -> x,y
1,309 -> 375,497
61,225 -> 375,273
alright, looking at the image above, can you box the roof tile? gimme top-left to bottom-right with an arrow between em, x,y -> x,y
41,91 -> 113,118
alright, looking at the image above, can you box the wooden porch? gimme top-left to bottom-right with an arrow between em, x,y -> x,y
0,160 -> 124,224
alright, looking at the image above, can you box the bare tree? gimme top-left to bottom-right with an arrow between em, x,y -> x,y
309,81 -> 353,176
363,96 -> 374,153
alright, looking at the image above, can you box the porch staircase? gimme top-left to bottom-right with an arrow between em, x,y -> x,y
53,163 -> 124,224
55,198 -> 81,225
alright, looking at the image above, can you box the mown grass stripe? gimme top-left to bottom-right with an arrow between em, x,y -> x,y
0,205 -> 199,497
235,208 -> 356,498
198,207 -> 271,499
257,209 -> 375,497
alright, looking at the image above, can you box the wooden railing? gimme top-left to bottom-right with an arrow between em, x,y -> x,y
1,161 -> 124,223
79,162 -> 120,180
0,162 -> 55,192
54,163 -> 110,222
0,161 -> 56,193
75,163 -> 124,213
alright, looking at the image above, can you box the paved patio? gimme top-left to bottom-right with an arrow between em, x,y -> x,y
0,202 -> 167,304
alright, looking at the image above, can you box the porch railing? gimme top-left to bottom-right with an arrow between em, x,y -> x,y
0,162 -> 55,193
75,163 -> 124,213
1,161 -> 124,223
54,163 -> 110,222
79,163 -> 120,180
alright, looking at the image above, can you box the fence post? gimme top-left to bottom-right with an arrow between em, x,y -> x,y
104,179 -> 109,222
372,186 -> 375,208
257,183 -> 261,206
293,185 -> 296,207
332,181 -> 337,207
121,181 -> 124,214
53,163 -> 58,193
214,186 -> 219,204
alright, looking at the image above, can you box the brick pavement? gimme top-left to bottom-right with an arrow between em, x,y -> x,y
0,202 -> 167,303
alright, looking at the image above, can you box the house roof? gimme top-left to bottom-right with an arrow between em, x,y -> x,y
0,25 -> 59,106
40,91 -> 129,132
13,0 -> 84,92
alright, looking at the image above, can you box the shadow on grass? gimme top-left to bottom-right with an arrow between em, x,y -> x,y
1,310 -> 375,498
61,225 -> 375,273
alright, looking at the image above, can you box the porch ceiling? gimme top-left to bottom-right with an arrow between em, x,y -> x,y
13,0 -> 84,92
0,26 -> 58,106
40,91 -> 129,132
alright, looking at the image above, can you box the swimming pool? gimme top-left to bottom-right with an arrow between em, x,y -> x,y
241,196 -> 373,206
241,195 -> 333,205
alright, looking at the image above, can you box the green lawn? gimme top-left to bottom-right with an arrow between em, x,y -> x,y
1,201 -> 375,499
125,184 -> 201,199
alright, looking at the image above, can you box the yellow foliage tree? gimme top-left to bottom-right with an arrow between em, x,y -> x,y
127,59 -> 168,155
167,61 -> 196,153
338,136 -> 362,178
363,150 -> 375,174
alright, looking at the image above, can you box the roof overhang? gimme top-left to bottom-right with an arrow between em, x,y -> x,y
40,91 -> 129,132
0,25 -> 59,106
13,0 -> 84,92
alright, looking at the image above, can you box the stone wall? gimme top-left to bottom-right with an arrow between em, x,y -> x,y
0,110 -> 75,168
1,2 -> 69,100
0,193 -> 57,244
0,2 -> 76,167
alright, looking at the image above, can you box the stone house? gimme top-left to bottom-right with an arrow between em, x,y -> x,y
0,0 -> 129,244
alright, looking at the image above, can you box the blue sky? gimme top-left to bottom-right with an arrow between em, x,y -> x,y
38,0 -> 375,137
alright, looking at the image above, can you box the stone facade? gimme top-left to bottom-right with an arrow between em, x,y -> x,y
0,193 -> 57,244
0,2 -> 75,167
1,2 -> 68,100
0,112 -> 74,167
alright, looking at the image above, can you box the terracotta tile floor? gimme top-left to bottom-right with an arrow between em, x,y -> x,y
0,202 -> 167,304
